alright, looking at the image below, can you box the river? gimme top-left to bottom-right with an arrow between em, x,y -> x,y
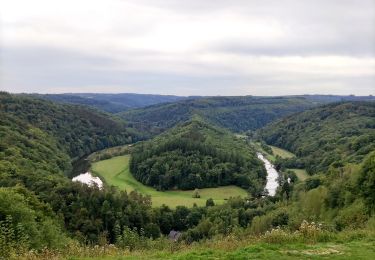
72,172 -> 103,189
71,151 -> 279,194
257,153 -> 279,196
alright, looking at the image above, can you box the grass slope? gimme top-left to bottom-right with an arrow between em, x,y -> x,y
288,168 -> 309,181
253,142 -> 295,162
269,145 -> 295,159
92,155 -> 248,208
74,240 -> 375,259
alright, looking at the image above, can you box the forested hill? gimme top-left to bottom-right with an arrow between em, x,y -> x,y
258,101 -> 375,174
302,94 -> 375,103
121,96 -> 318,134
0,92 -> 160,250
37,93 -> 187,113
1,92 -> 143,160
130,117 -> 266,195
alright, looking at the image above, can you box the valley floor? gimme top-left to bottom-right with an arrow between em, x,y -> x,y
252,142 -> 309,181
91,155 -> 248,208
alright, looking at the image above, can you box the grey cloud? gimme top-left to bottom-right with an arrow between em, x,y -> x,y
139,0 -> 375,57
211,37 -> 375,57
1,46 -> 374,96
0,46 -> 245,94
1,0 -> 374,95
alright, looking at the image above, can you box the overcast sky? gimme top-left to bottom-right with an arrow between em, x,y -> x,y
1,0 -> 374,96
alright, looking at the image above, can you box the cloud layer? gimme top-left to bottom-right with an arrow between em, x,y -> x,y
1,0 -> 374,95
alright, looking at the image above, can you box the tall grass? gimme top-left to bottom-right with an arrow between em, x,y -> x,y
10,220 -> 375,259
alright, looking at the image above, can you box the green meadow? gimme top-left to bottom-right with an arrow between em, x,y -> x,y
288,168 -> 310,181
253,142 -> 295,161
269,145 -> 295,159
91,155 -> 248,208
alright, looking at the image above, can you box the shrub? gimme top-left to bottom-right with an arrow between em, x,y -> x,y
192,189 -> 201,198
145,223 -> 161,239
271,212 -> 289,227
334,200 -> 368,230
299,186 -> 328,220
0,215 -> 29,258
206,198 -> 215,207
115,227 -> 147,251
249,215 -> 273,235
262,227 -> 296,243
366,216 -> 375,231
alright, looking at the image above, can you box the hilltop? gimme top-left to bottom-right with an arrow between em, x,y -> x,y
36,93 -> 187,113
121,96 -> 318,134
130,117 -> 266,194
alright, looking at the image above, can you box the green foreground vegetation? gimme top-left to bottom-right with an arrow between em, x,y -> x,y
92,155 -> 248,208
22,227 -> 375,259
74,241 -> 375,260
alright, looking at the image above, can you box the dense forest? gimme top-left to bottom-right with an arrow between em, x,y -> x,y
130,117 -> 266,193
120,96 -> 319,134
1,93 -> 374,259
37,93 -> 186,113
258,102 -> 375,174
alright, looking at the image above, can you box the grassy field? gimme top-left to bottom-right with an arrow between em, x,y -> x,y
252,142 -> 295,162
269,145 -> 295,159
91,155 -> 248,208
74,239 -> 375,260
288,168 -> 309,181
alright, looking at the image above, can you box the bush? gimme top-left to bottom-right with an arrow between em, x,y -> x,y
334,200 -> 368,230
0,215 -> 29,258
299,186 -> 328,220
192,189 -> 201,198
271,212 -> 289,227
144,223 -> 161,239
262,227 -> 296,243
305,178 -> 321,191
366,216 -> 375,231
115,227 -> 147,251
249,215 -> 273,235
0,187 -> 68,255
206,198 -> 215,207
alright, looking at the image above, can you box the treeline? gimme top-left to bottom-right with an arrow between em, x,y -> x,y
130,118 -> 266,194
121,96 -> 317,134
37,93 -> 184,113
258,102 -> 375,174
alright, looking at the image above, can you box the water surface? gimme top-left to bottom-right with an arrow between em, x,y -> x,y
257,153 -> 279,196
72,172 -> 103,189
